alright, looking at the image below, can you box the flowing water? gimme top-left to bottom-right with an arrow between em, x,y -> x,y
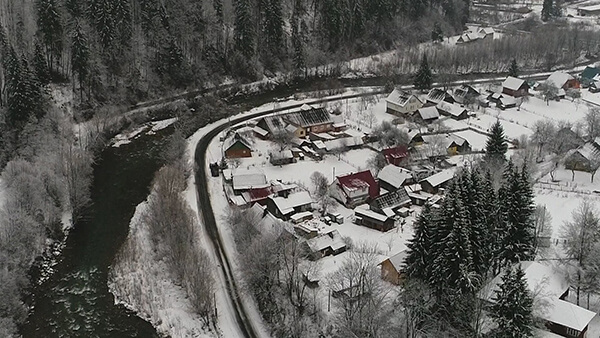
20,128 -> 173,338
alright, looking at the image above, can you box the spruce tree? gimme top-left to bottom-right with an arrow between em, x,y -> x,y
33,42 -> 50,85
35,0 -> 63,73
233,0 -> 255,58
461,169 -> 489,277
485,120 -> 508,164
404,204 -> 436,281
413,54 -> 433,91
431,22 -> 443,43
542,0 -> 554,21
71,22 -> 89,99
490,265 -> 534,338
498,162 -> 536,266
262,0 -> 284,56
508,58 -> 519,78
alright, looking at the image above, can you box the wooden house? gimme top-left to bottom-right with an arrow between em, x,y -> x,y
382,145 -> 409,166
502,76 -> 529,97
415,106 -> 440,124
437,101 -> 469,120
377,165 -> 413,192
266,191 -> 313,221
380,249 -> 408,285
270,150 -> 295,165
546,71 -> 580,90
224,133 -> 253,158
304,230 -> 347,260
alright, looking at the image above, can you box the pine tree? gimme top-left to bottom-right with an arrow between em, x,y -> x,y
490,265 -> 534,338
4,48 -> 44,130
431,22 -> 443,43
542,0 -> 554,21
413,54 -> 433,91
508,58 -> 519,78
485,120 -> 508,164
460,169 -> 489,277
234,0 -> 255,58
482,170 -> 501,272
404,204 -> 436,281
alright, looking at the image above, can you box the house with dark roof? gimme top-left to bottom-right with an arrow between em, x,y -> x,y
330,170 -> 379,208
379,249 -> 408,285
377,165 -> 413,192
580,66 -> 600,87
386,89 -> 424,115
382,145 -> 409,166
502,76 -> 529,97
425,88 -> 455,106
224,133 -> 253,158
257,105 -> 333,138
241,182 -> 297,206
370,188 -> 411,217
452,84 -> 480,105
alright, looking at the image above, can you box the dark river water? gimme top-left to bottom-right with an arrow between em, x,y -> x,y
20,127 -> 173,338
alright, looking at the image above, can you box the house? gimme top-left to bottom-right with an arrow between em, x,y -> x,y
421,133 -> 471,156
370,188 -> 411,217
330,170 -> 379,208
487,92 -> 504,104
253,125 -> 269,139
382,145 -> 410,166
498,96 -> 517,110
456,32 -> 482,44
437,101 -> 469,120
380,249 -> 408,285
256,106 -> 334,138
265,191 -> 313,220
324,136 -> 364,152
377,164 -> 413,192
577,4 -> 600,16
481,261 -> 596,338
232,168 -> 269,193
420,169 -> 454,194
579,66 -> 600,87
415,106 -> 440,123
386,89 -> 424,115
425,88 -> 455,105
224,133 -> 253,158
564,139 -> 600,172
502,76 -> 530,97
546,71 -> 580,90
241,182 -> 297,206
478,27 -> 494,38
270,150 -> 295,165
453,84 -> 480,105
304,230 -> 347,260
354,206 -> 395,232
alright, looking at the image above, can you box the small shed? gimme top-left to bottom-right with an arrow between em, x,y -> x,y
415,106 -> 440,123
380,249 -> 408,285
304,230 -> 347,260
270,150 -> 295,165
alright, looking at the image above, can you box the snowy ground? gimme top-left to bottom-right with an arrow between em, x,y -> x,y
111,117 -> 178,147
109,197 -> 215,338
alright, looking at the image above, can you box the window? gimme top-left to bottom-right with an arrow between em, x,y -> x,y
565,327 -> 579,337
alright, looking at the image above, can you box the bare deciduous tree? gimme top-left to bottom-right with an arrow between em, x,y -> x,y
561,199 -> 600,305
585,107 -> 600,140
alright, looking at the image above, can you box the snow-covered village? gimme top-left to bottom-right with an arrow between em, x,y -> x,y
5,0 -> 600,338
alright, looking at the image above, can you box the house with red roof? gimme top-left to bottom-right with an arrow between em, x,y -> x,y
382,145 -> 409,166
330,170 -> 379,208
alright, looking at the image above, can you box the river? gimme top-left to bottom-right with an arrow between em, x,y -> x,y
20,128 -> 173,337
